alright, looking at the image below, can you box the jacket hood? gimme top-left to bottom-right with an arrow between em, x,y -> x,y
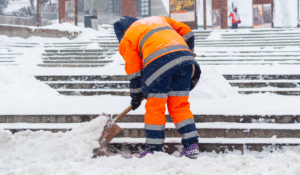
114,16 -> 138,43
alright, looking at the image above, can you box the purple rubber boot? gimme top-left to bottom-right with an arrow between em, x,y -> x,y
180,144 -> 199,159
139,150 -> 154,158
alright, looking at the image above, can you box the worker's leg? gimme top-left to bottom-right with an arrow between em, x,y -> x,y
167,65 -> 199,149
232,23 -> 238,29
144,76 -> 172,152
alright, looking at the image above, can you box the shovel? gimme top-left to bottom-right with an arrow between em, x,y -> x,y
93,105 -> 133,157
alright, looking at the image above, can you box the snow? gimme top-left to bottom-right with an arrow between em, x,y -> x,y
1,123 -> 300,175
1,118 -> 300,174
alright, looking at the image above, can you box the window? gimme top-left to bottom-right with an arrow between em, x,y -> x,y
138,0 -> 150,17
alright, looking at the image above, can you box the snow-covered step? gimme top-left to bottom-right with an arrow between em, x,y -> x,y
1,114 -> 298,124
35,75 -> 128,81
196,61 -> 300,65
105,138 -> 300,155
42,56 -> 112,60
230,82 -> 300,88
43,60 -> 114,64
196,54 -> 300,57
42,52 -> 115,56
44,42 -> 93,45
221,32 -> 300,36
238,90 -> 300,96
223,74 -> 300,80
57,90 -> 130,96
37,64 -> 107,67
46,82 -> 129,89
196,41 -> 300,45
4,122 -> 300,139
44,49 -> 115,53
195,42 -> 300,46
0,53 -> 22,56
203,38 -> 300,42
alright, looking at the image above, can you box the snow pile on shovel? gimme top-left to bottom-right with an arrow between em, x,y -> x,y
0,116 -> 108,174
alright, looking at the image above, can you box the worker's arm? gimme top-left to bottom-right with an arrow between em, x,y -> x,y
119,38 -> 143,100
163,16 -> 195,52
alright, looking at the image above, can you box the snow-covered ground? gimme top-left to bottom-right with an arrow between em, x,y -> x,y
1,117 -> 300,174
1,23 -> 300,174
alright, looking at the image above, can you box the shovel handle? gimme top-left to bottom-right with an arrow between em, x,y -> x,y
113,105 -> 132,123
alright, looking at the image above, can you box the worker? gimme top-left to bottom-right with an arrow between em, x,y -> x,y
229,7 -> 241,29
113,16 -> 201,159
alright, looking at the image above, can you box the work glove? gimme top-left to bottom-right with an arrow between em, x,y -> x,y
238,20 -> 241,24
131,96 -> 142,110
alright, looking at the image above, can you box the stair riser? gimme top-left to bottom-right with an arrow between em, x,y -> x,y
58,91 -> 130,96
47,83 -> 129,89
6,128 -> 300,138
230,82 -> 300,88
224,75 -> 300,80
96,143 -> 300,155
116,128 -> 300,138
35,75 -> 128,81
2,115 -> 298,124
239,91 -> 300,95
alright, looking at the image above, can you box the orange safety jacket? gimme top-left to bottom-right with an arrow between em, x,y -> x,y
114,16 -> 201,98
230,11 -> 241,24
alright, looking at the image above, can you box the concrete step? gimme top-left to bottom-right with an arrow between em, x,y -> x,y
46,82 -> 129,89
230,82 -> 300,88
238,90 -> 300,96
43,60 -> 113,64
35,75 -> 128,81
222,32 -> 300,36
197,54 -> 300,57
4,123 -> 300,138
196,58 -> 300,61
223,75 -> 300,80
45,81 -> 300,89
0,57 -> 16,59
221,35 -> 300,39
42,56 -> 112,60
195,41 -> 300,45
37,64 -> 106,67
57,90 -> 130,96
43,45 -> 90,48
1,114 -> 298,123
102,142 -> 300,155
201,38 -> 300,42
115,128 -> 300,139
195,43 -> 300,47
0,53 -> 22,56
44,49 -> 114,53
2,45 -> 35,48
0,60 -> 15,63
42,52 -> 115,56
44,42 -> 93,45
195,62 -> 299,65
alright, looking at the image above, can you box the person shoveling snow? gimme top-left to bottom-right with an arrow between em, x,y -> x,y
112,16 -> 201,158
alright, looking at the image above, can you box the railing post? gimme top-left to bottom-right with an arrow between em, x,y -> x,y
75,0 -> 78,26
37,0 -> 40,27
203,0 -> 207,30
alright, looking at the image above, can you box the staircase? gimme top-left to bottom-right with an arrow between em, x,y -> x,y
2,28 -> 300,155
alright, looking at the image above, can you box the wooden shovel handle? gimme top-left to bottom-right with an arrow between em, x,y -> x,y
113,98 -> 144,123
113,105 -> 132,123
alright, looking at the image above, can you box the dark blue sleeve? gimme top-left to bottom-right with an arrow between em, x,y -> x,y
129,76 -> 143,98
185,35 -> 195,51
